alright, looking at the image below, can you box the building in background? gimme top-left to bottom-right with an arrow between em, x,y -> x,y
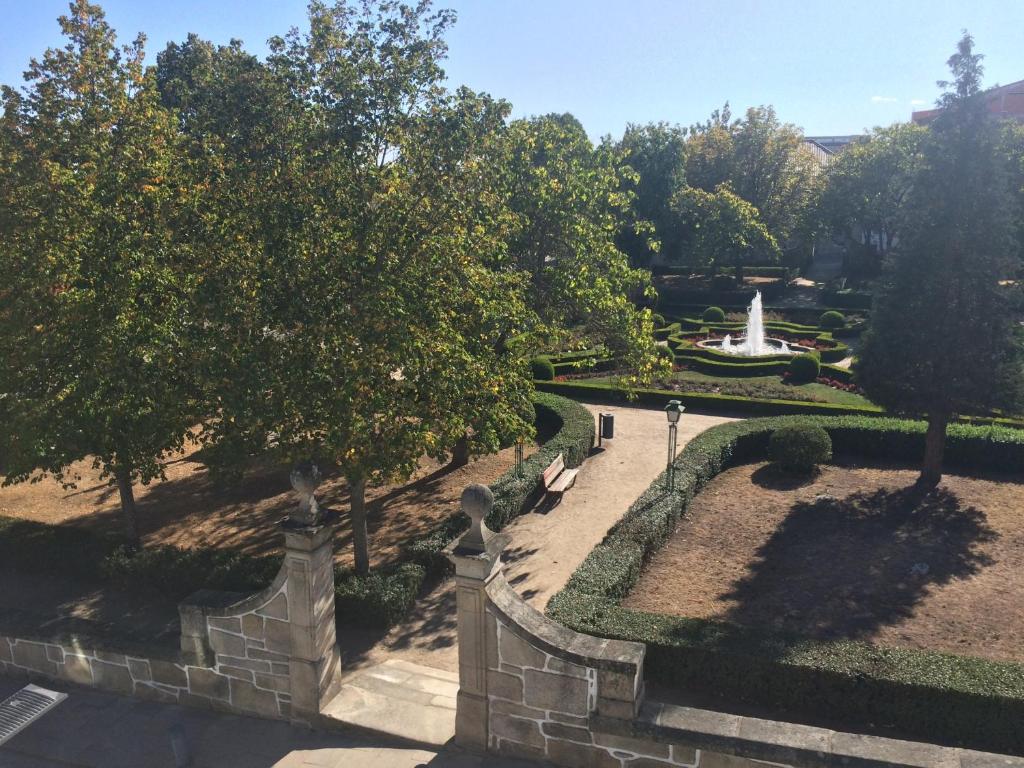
912,78 -> 1024,124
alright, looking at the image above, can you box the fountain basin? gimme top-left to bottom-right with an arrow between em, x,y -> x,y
697,337 -> 816,357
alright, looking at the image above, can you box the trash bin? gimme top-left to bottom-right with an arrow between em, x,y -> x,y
600,412 -> 614,440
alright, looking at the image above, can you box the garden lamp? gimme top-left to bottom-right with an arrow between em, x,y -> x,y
665,400 -> 684,489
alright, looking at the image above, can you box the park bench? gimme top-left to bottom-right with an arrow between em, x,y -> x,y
541,453 -> 579,504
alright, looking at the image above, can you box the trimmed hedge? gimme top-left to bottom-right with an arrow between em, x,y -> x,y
535,379 -> 883,417
788,353 -> 820,383
530,355 -> 555,381
702,306 -> 726,323
334,562 -> 426,627
404,392 -> 594,573
547,416 -> 1024,754
768,423 -> 832,472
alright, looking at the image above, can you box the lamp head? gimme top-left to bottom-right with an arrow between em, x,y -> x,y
665,400 -> 684,424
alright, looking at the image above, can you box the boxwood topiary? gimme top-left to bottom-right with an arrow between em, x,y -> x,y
788,352 -> 820,383
819,310 -> 846,329
652,312 -> 667,328
530,355 -> 555,381
768,423 -> 832,473
702,306 -> 726,323
656,345 -> 675,364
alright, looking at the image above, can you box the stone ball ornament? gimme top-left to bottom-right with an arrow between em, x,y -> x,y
460,483 -> 494,552
289,460 -> 323,526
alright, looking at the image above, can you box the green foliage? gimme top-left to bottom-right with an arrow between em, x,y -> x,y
530,356 -> 556,381
820,123 -> 927,270
334,563 -> 426,628
857,34 -> 1024,484
100,544 -> 280,597
702,306 -> 726,323
819,310 -> 846,329
651,312 -> 667,327
548,415 -> 1024,754
768,423 -> 832,472
788,353 -> 821,383
656,345 -> 675,365
0,0 -> 199,546
616,122 -> 688,267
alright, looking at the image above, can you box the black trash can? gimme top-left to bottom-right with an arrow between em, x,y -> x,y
600,412 -> 614,440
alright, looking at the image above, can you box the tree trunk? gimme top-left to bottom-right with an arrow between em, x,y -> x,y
735,263 -> 745,285
918,412 -> 949,489
115,469 -> 141,550
449,433 -> 470,468
349,475 -> 370,575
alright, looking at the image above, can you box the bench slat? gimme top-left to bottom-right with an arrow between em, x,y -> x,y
547,468 -> 578,493
542,454 -> 565,487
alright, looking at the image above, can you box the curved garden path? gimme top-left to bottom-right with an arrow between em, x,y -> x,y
342,403 -> 736,675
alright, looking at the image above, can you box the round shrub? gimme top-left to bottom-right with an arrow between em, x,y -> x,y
656,345 -> 675,364
769,424 -> 833,473
788,353 -> 820,383
652,312 -> 667,328
819,310 -> 846,329
702,306 -> 726,323
530,356 -> 555,381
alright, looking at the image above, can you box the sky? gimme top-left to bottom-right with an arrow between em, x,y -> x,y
1,0 -> 1023,140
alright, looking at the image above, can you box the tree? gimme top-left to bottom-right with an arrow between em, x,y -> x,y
497,114 -> 661,383
857,33 -> 1024,488
686,104 -> 823,257
172,1 -> 535,574
616,122 -> 687,267
0,1 -> 197,549
670,183 -> 781,281
820,123 -> 927,272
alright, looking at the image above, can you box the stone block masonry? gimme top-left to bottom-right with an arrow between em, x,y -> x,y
0,513 -> 341,726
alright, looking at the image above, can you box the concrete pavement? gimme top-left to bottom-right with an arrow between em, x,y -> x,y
0,677 -> 532,768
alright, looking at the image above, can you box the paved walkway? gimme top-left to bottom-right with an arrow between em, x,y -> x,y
0,678 -> 530,768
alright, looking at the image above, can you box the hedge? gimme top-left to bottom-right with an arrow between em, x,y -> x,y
547,416 -> 1024,754
535,380 -> 882,417
404,391 -> 595,573
0,518 -> 426,629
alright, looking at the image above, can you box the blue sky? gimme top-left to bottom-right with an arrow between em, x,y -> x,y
2,0 -> 1022,139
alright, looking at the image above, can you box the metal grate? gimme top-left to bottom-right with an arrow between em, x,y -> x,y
0,684 -> 67,746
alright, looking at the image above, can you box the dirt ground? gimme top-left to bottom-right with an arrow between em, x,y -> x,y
0,438 -> 541,571
624,461 -> 1024,663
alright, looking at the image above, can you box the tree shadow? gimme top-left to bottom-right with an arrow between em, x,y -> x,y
720,485 -> 997,645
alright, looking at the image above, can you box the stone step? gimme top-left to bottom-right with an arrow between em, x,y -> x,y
321,660 -> 458,748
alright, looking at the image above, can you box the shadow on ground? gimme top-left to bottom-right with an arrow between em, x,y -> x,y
720,485 -> 997,642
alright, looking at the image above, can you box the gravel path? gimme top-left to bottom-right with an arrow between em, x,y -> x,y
348,403 -> 735,672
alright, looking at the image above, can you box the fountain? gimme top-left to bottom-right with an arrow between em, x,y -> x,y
698,291 -> 810,357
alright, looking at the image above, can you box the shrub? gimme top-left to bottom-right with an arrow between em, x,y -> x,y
819,310 -> 846,329
530,355 -> 555,381
656,345 -> 675,364
334,562 -> 426,627
702,306 -> 726,323
548,415 -> 1024,754
788,353 -> 820,383
651,312 -> 667,328
768,423 -> 832,472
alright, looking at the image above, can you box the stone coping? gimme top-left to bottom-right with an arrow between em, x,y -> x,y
592,699 -> 1024,768
0,608 -> 181,663
486,571 -> 644,675
180,558 -> 286,619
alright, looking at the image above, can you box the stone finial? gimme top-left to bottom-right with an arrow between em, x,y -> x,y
289,461 -> 322,526
459,483 -> 493,553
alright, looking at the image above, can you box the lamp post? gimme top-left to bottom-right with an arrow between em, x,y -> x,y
664,400 -> 684,490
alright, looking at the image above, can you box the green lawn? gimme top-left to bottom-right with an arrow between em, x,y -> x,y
581,369 -> 875,408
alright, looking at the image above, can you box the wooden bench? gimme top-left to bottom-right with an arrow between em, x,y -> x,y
541,453 -> 579,504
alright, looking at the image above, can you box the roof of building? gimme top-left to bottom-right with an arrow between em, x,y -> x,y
912,78 -> 1024,124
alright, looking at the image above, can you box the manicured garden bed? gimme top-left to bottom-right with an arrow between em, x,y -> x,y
547,416 -> 1024,755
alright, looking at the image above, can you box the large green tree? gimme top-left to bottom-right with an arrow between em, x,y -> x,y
0,0 -> 197,549
820,123 -> 927,271
615,122 -> 687,267
170,1 -> 536,574
686,104 -> 823,257
857,33 -> 1024,488
497,113 -> 661,384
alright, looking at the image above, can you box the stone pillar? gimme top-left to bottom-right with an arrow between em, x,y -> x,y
447,483 -> 508,751
283,464 -> 342,724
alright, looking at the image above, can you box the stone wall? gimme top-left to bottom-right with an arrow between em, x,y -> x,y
0,516 -> 341,726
